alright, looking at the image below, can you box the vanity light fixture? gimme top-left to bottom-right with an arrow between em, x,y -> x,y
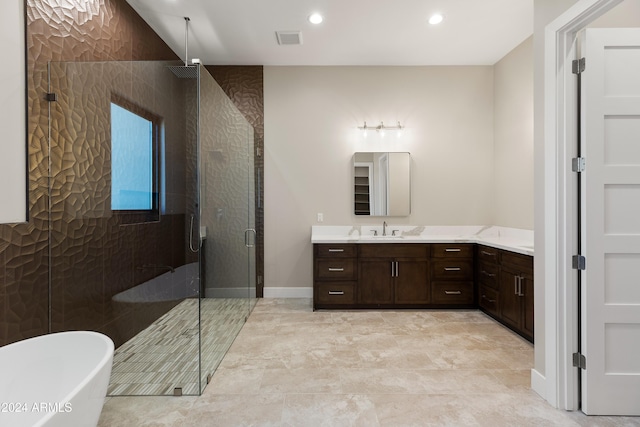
358,121 -> 404,138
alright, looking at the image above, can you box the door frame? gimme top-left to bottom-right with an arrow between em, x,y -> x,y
541,0 -> 623,411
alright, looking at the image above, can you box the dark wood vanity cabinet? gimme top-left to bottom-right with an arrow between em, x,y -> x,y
313,242 -> 533,341
313,244 -> 358,307
359,244 -> 430,306
477,245 -> 500,317
430,244 -> 475,306
499,252 -> 534,341
477,245 -> 534,342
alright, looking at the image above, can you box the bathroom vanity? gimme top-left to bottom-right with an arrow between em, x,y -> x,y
477,244 -> 534,341
312,226 -> 534,342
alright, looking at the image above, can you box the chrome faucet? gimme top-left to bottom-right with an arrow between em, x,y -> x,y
383,221 -> 387,236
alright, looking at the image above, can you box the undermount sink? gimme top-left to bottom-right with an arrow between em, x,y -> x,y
366,235 -> 404,240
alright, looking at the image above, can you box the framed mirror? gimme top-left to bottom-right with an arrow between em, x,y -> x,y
353,152 -> 410,216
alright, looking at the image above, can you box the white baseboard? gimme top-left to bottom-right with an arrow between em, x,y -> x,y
531,369 -> 546,400
263,287 -> 313,298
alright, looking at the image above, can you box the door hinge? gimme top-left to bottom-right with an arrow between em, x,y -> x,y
572,58 -> 586,74
572,157 -> 585,173
573,352 -> 587,369
572,255 -> 586,270
45,92 -> 58,102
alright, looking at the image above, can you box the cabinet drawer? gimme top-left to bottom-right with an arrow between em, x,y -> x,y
479,284 -> 499,316
315,282 -> 355,305
478,261 -> 498,289
315,244 -> 357,258
431,244 -> 473,258
316,259 -> 357,280
359,244 -> 428,259
477,245 -> 499,264
432,281 -> 474,304
432,260 -> 474,281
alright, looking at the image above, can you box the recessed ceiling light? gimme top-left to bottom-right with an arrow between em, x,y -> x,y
428,13 -> 444,25
308,13 -> 323,24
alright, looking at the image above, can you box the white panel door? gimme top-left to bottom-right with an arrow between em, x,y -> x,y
582,28 -> 640,416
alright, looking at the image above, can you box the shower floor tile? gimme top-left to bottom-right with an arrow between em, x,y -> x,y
107,298 -> 249,396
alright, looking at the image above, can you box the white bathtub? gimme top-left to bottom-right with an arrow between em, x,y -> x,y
0,331 -> 114,427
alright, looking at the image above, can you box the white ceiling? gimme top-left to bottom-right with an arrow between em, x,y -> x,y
125,0 -> 533,66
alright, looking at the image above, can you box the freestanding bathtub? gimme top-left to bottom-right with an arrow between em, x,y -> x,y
0,331 -> 114,427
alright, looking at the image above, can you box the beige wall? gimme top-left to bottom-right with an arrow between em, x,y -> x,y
264,66 -> 496,291
589,0 -> 640,27
493,37 -> 534,229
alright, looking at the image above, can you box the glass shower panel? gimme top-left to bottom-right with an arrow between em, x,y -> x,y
48,60 -> 201,396
198,66 -> 256,392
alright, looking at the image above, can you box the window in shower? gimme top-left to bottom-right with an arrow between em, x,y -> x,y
110,94 -> 160,222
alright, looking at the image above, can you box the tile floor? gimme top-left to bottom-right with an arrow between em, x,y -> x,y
109,298 -> 248,396
98,299 -> 640,426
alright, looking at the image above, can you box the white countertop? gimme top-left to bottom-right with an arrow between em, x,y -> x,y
311,225 -> 534,256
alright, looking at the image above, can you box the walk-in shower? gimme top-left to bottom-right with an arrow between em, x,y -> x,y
47,59 -> 256,396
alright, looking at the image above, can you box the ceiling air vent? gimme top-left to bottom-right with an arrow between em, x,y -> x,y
276,31 -> 303,45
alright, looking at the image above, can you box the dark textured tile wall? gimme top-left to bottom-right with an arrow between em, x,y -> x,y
1,1 -> 266,348
206,66 -> 265,297
0,0 -> 183,347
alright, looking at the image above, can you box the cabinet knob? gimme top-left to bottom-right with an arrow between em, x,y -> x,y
328,291 -> 345,295
444,267 -> 461,271
328,267 -> 344,272
444,290 -> 462,295
445,248 -> 461,252
328,248 -> 344,253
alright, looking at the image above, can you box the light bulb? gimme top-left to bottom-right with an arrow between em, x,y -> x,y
429,13 -> 444,25
309,13 -> 323,24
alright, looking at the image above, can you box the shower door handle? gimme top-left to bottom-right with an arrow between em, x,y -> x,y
189,214 -> 200,253
245,229 -> 256,248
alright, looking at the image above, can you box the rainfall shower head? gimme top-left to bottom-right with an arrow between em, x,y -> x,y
168,65 -> 199,79
168,17 -> 199,79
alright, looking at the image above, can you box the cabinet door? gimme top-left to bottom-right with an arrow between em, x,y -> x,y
521,273 -> 534,340
499,265 -> 521,330
395,258 -> 430,304
359,259 -> 394,304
